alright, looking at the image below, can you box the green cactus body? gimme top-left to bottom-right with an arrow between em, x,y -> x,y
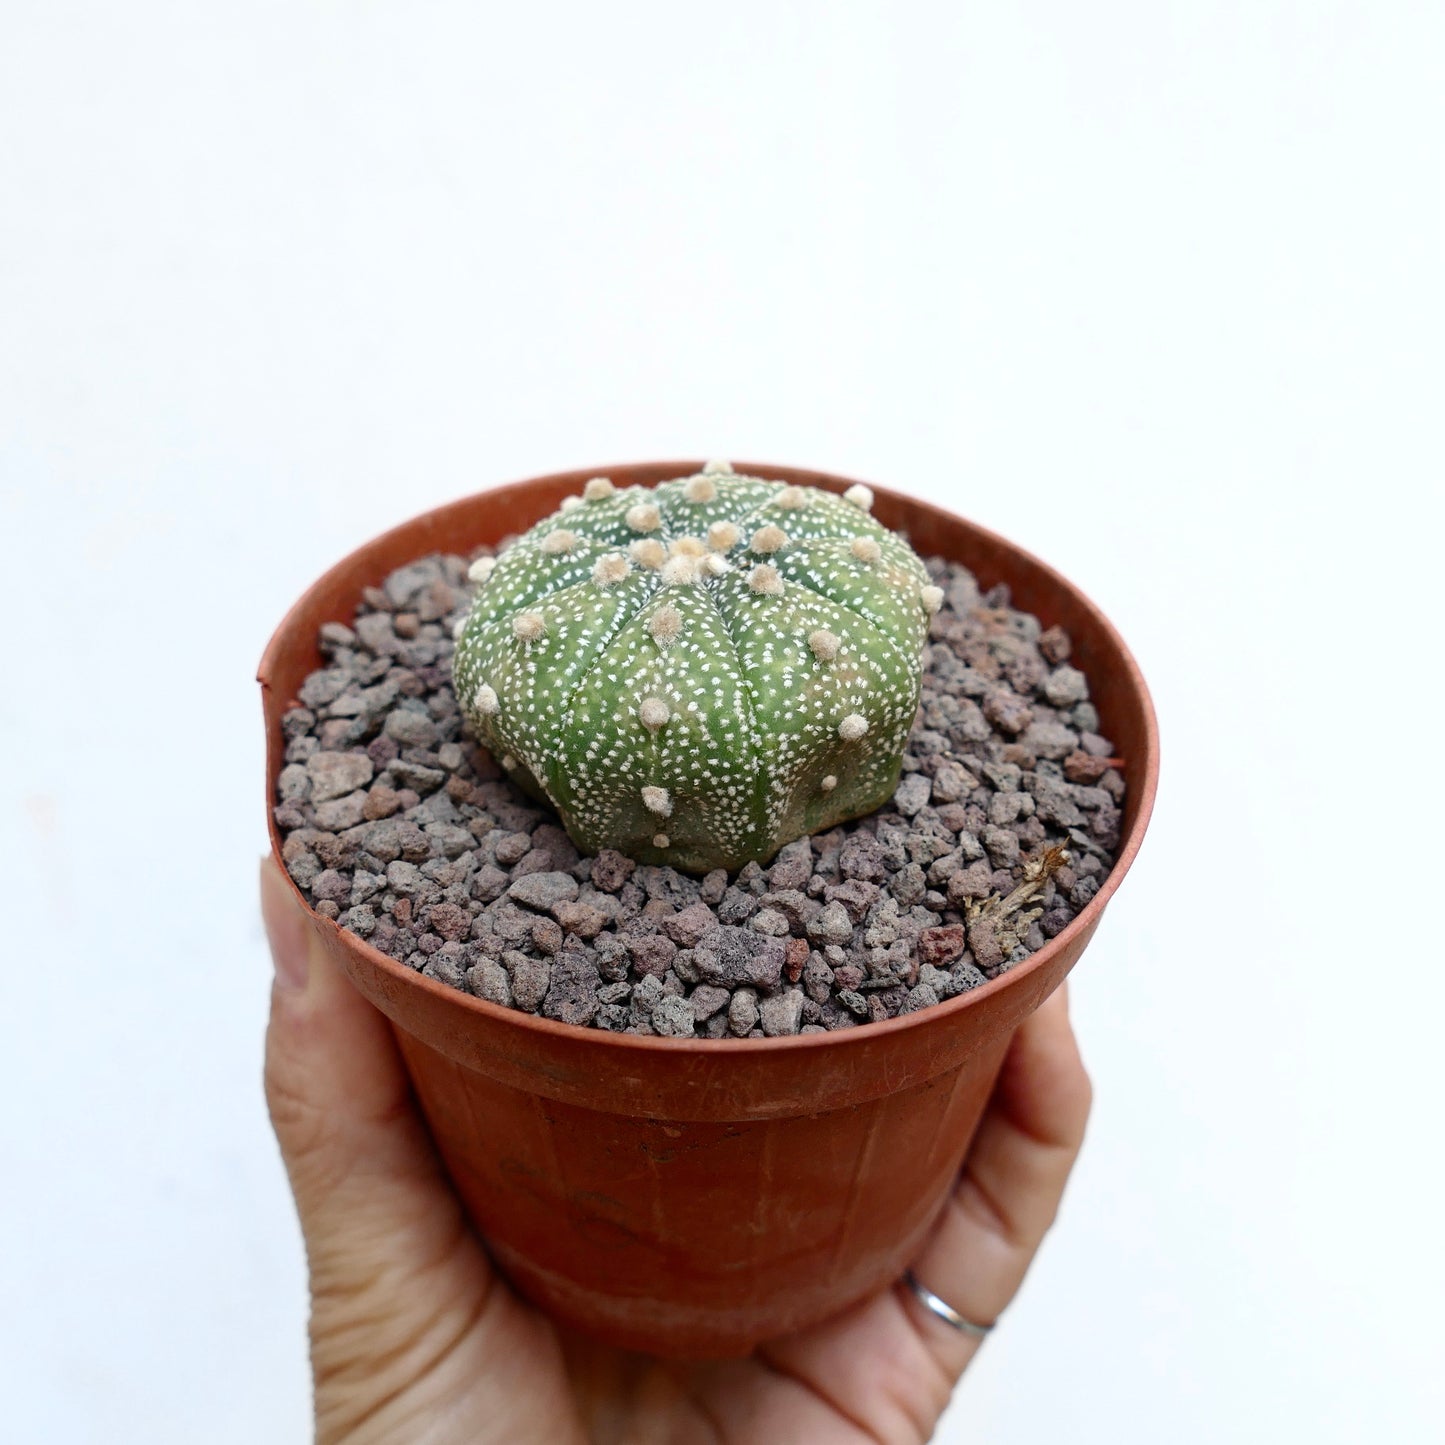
453,463 -> 941,873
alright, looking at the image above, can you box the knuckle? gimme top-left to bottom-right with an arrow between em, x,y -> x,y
263,1043 -> 337,1162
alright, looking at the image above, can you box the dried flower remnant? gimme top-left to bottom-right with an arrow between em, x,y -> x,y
965,845 -> 1073,969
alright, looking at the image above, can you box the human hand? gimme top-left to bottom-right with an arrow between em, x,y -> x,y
262,857 -> 1091,1444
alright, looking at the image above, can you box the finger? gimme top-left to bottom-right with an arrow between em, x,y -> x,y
902,982 -> 1092,1374
263,858 -> 579,1445
750,988 -> 1091,1441
263,857 -> 455,1235
262,854 -> 504,1336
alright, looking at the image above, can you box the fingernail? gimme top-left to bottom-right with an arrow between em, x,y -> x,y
260,857 -> 312,992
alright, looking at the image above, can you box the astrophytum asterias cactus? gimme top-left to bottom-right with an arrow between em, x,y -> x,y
452,462 -> 942,872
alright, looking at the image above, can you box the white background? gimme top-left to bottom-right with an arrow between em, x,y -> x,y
3,3 -> 1442,1440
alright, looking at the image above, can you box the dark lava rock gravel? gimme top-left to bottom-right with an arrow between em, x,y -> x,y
273,548 -> 1126,1037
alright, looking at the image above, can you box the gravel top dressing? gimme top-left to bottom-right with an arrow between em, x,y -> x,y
274,546 -> 1126,1037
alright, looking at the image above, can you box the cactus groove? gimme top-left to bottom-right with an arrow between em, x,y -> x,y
453,463 -> 934,872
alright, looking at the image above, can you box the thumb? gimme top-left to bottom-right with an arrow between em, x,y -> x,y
260,855 -> 476,1282
261,859 -> 517,1439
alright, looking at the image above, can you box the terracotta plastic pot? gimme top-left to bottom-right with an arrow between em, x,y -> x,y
259,461 -> 1158,1358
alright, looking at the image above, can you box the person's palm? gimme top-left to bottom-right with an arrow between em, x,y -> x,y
263,860 -> 1090,1444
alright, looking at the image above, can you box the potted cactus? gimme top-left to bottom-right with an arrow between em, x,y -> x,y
259,459 -> 1157,1357
453,461 -> 937,873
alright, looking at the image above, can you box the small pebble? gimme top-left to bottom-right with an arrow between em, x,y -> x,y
507,871 -> 580,912
751,907 -> 790,937
531,917 -> 564,954
467,958 -> 512,1006
314,792 -> 367,831
1038,625 -> 1071,664
982,692 -> 1033,736
306,751 -> 374,803
511,958 -> 551,1013
652,995 -> 696,1038
807,902 -> 854,947
543,951 -> 602,1027
689,984 -> 731,1021
728,989 -> 760,1037
759,990 -> 804,1037
627,934 -> 676,979
767,839 -> 813,891
1042,665 -> 1088,708
663,902 -> 717,948
894,773 -> 932,817
491,830 -> 531,866
900,983 -> 940,1015
917,925 -> 967,967
591,849 -> 636,893
429,902 -> 471,942
384,709 -> 439,748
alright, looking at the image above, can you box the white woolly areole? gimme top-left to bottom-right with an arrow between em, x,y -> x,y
653,833 -> 670,848
748,563 -> 783,596
842,484 -> 874,511
467,556 -> 496,583
642,785 -> 672,817
703,553 -> 730,577
707,520 -> 740,551
501,754 -> 517,770
821,774 -> 838,792
513,610 -> 546,642
451,617 -> 467,640
775,486 -> 807,510
809,628 -> 841,662
559,496 -> 582,513
592,553 -> 630,588
661,554 -> 701,586
540,529 -> 577,554
750,524 -> 787,554
638,697 -> 671,730
626,502 -> 661,533
850,536 -> 882,564
684,476 -> 717,503
629,538 -> 666,570
702,458 -> 733,474
921,584 -> 944,614
669,535 -> 706,557
583,476 -> 616,500
838,713 -> 869,741
649,604 -> 683,646
472,683 -> 499,715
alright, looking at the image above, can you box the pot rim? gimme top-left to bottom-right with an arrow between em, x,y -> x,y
260,459 -> 1159,1056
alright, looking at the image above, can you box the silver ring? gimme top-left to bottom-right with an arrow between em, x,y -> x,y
903,1270 -> 995,1339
